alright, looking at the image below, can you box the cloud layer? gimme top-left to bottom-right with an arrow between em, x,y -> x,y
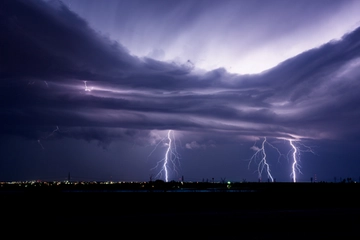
1,0 -> 360,148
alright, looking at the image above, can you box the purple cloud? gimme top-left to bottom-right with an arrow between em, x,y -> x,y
1,0 -> 360,149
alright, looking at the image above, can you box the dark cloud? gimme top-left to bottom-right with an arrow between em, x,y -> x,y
1,0 -> 360,149
0,0 -> 139,80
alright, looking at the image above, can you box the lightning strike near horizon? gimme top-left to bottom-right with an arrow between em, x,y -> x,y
289,139 -> 298,182
287,139 -> 316,182
150,130 -> 181,182
248,137 -> 283,182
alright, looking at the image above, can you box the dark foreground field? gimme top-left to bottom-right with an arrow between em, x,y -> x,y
1,183 -> 359,238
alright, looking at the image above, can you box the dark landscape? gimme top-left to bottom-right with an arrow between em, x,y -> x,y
1,181 -> 359,237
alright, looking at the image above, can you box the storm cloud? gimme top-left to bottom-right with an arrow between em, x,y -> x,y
1,0 -> 360,149
2,0 -> 360,183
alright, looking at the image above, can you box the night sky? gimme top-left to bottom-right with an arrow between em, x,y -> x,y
1,0 -> 360,183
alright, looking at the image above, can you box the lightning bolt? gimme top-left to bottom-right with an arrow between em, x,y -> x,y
37,139 -> 45,150
150,130 -> 180,182
162,131 -> 172,182
37,126 -> 61,150
147,136 -> 166,158
48,126 -> 59,138
289,139 -> 298,182
287,139 -> 316,182
249,137 -> 283,182
84,81 -> 93,92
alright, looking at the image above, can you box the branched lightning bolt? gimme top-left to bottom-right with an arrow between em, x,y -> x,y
287,139 -> 316,182
150,130 -> 180,182
37,126 -> 60,150
289,139 -> 298,182
162,131 -> 172,182
147,137 -> 166,158
248,137 -> 283,182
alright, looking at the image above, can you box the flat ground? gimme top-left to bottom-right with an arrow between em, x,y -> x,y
1,183 -> 359,238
